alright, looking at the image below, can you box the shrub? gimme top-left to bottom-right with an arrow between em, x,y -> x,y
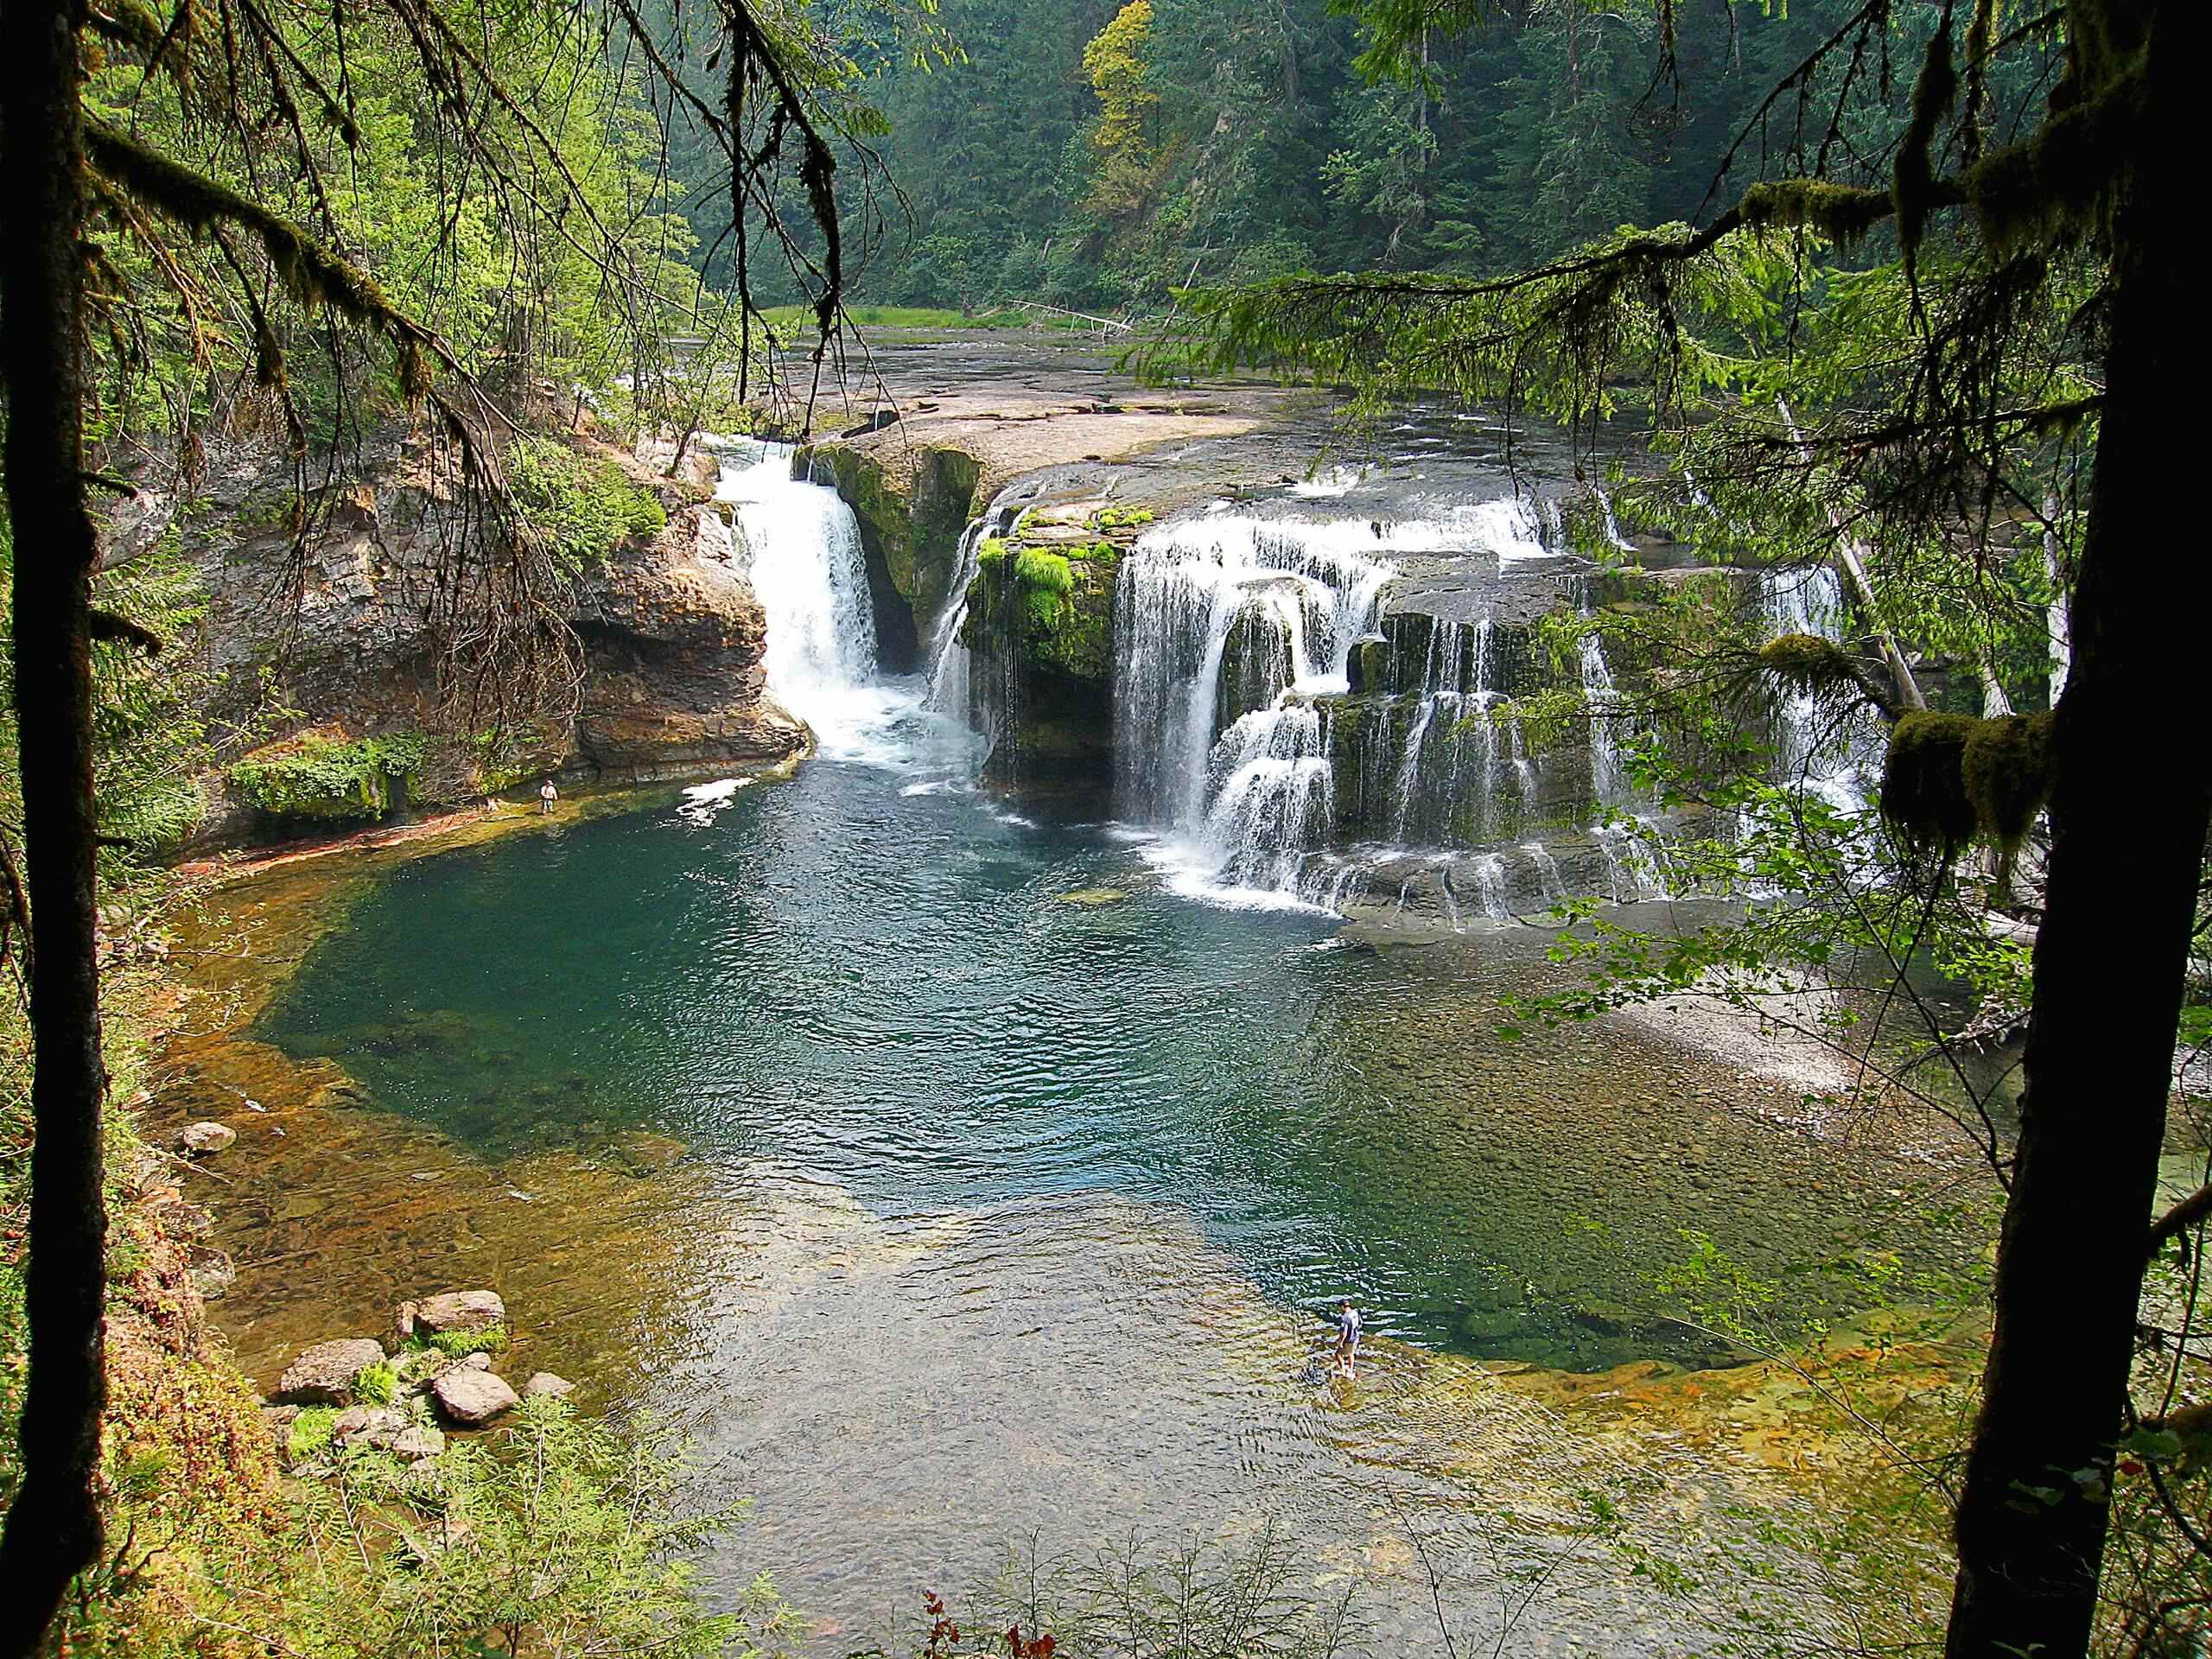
289,1398 -> 793,1658
287,1407 -> 340,1464
353,1359 -> 398,1406
509,436 -> 668,573
416,1323 -> 509,1359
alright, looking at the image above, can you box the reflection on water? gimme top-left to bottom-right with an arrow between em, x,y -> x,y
175,697 -> 1981,1652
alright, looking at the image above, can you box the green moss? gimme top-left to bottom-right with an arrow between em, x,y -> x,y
1011,547 -> 1074,594
287,1406 -> 339,1463
963,535 -> 1119,684
509,436 -> 666,573
1090,506 -> 1155,531
1738,180 -> 1894,249
1960,712 -> 2056,851
226,728 -> 427,823
1881,710 -> 2056,851
353,1358 -> 398,1406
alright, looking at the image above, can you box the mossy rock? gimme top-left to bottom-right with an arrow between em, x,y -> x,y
802,442 -> 982,620
961,536 -> 1118,684
226,727 -> 427,823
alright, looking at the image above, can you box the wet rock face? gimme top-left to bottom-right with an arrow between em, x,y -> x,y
275,1337 -> 388,1405
118,429 -> 805,851
574,505 -> 808,782
799,442 -> 982,671
957,500 -> 1145,784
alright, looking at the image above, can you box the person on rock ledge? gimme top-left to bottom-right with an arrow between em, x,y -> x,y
1334,1299 -> 1363,1378
539,777 -> 559,815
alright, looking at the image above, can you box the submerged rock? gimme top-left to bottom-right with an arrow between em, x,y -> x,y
188,1246 -> 238,1302
178,1121 -> 236,1156
275,1338 -> 387,1405
431,1367 -> 520,1426
523,1371 -> 575,1400
1056,888 -> 1128,907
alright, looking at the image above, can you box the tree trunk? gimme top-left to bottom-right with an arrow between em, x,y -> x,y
1943,11 -> 2196,1656
0,1 -> 111,1654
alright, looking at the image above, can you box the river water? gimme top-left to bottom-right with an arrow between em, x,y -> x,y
181,433 -> 1990,1654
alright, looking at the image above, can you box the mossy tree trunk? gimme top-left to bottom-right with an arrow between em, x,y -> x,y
0,0 -> 111,1652
1944,9 -> 2199,1653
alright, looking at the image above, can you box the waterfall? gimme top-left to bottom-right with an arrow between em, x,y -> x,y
927,482 -> 1034,724
1115,513 -> 1394,899
1468,853 -> 1511,921
1579,630 -> 1630,807
719,442 -> 875,720
924,517 -> 989,720
1764,564 -> 1877,812
1523,842 -> 1567,906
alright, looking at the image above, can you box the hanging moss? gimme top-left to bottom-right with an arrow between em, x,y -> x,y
1761,633 -> 1868,696
1960,712 -> 2056,851
1881,710 -> 2056,850
1738,180 -> 1893,249
1893,25 -> 1959,267
1881,712 -> 1980,848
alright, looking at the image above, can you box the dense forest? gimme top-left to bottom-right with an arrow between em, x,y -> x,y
706,0 -> 2036,313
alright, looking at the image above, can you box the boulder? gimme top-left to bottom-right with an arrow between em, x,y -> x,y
523,1371 -> 575,1401
409,1289 -> 505,1337
431,1367 -> 519,1426
388,1425 -> 448,1462
274,1338 -> 388,1405
178,1121 -> 237,1155
330,1405 -> 411,1450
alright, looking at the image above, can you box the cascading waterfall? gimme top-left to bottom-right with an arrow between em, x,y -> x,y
1764,563 -> 1877,812
1523,842 -> 1567,905
1115,514 -> 1394,898
1579,632 -> 1630,807
716,439 -> 980,781
718,441 -> 876,724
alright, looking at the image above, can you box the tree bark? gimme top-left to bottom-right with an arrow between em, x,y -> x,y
1943,9 -> 2197,1655
0,0 -> 111,1653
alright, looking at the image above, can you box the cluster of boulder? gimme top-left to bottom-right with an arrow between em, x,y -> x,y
259,1288 -> 574,1468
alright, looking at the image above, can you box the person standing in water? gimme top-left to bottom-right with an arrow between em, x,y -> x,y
538,777 -> 559,815
1334,1299 -> 1363,1377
